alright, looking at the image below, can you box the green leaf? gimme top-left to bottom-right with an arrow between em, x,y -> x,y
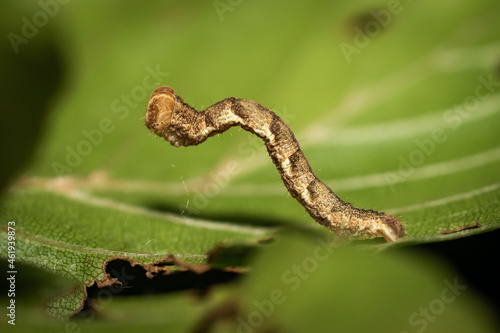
230,232 -> 498,333
1,0 -> 499,329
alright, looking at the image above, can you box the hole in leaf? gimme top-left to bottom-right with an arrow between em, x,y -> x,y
73,257 -> 243,320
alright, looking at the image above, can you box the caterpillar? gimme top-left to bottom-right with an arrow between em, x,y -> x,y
145,86 -> 406,242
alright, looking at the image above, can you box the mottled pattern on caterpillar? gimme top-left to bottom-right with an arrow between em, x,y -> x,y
145,86 -> 406,242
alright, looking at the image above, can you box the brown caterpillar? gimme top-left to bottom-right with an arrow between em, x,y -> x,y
145,86 -> 406,242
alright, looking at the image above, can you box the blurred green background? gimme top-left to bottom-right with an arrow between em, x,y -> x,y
1,0 -> 500,332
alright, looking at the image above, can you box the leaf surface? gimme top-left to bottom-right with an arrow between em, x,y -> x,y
1,0 -> 499,328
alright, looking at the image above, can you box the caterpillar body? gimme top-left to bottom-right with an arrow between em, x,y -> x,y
145,86 -> 406,242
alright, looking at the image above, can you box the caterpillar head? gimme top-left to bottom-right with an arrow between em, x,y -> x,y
145,86 -> 176,133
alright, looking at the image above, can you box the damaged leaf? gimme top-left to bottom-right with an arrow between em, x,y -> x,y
1,0 -> 500,331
